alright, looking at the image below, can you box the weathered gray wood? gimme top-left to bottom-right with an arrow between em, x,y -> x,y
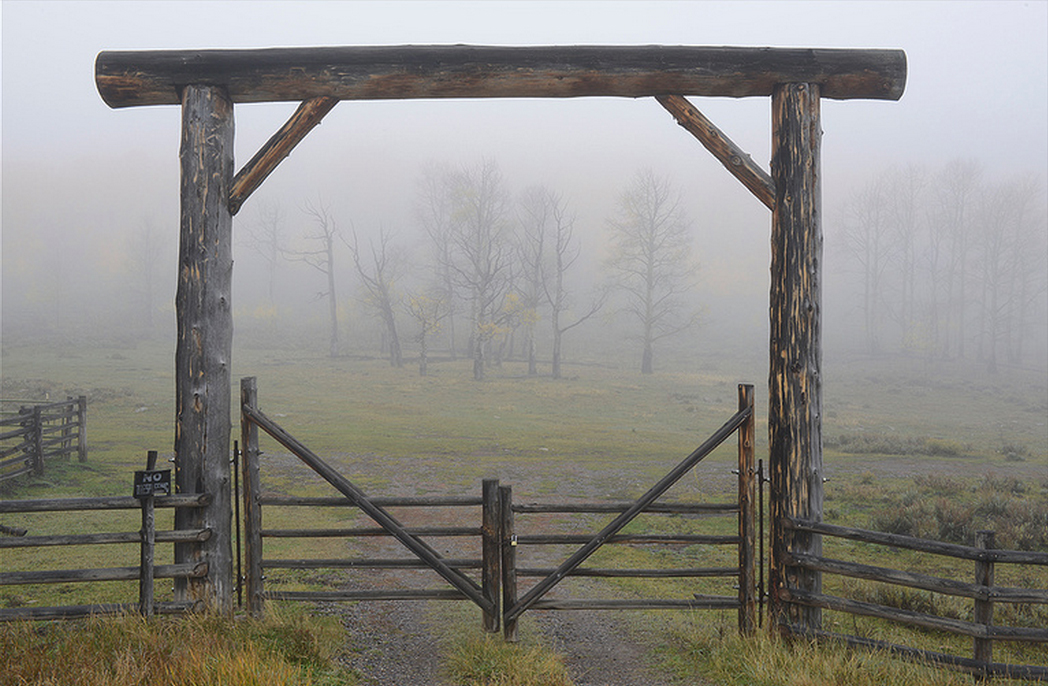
768,82 -> 823,634
139,450 -> 158,617
262,558 -> 481,569
266,589 -> 466,602
789,626 -> 1048,682
505,403 -> 751,623
786,517 -> 1048,565
0,601 -> 200,622
0,493 -> 210,513
240,377 -> 264,617
530,597 -> 740,611
737,384 -> 757,635
0,529 -> 211,548
974,530 -> 995,679
516,567 -> 737,578
514,533 -> 739,545
259,495 -> 483,507
77,396 -> 87,462
0,561 -> 207,585
229,96 -> 338,215
481,478 -> 500,632
261,526 -> 479,538
500,485 -> 518,642
175,84 -> 235,612
96,45 -> 907,108
787,552 -> 1048,604
656,95 -> 774,210
781,588 -> 1048,642
243,402 -> 494,615
512,502 -> 737,514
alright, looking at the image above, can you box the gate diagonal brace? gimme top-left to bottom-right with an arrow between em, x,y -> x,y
505,404 -> 751,623
242,405 -> 494,615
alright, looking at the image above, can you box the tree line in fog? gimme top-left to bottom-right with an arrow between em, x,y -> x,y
835,159 -> 1047,372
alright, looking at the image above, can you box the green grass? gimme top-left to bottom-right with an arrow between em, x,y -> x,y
2,340 -> 1047,684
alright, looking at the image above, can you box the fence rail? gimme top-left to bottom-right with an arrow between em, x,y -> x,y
781,517 -> 1048,681
0,483 -> 211,621
0,397 -> 87,482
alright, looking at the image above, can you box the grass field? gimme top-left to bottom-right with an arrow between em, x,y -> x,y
1,338 -> 1046,684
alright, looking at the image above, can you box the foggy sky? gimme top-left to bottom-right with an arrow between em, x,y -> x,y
2,0 -> 1047,355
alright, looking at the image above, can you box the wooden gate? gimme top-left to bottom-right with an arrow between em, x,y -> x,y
240,376 -> 757,639
238,377 -> 499,627
500,384 -> 756,639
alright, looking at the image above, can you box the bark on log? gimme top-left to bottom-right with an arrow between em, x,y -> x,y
96,45 -> 906,108
768,82 -> 823,634
174,84 -> 234,612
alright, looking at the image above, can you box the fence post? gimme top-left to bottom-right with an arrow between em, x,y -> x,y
30,406 -> 44,476
139,450 -> 158,617
974,530 -> 996,681
77,396 -> 88,462
482,478 -> 501,632
500,484 -> 518,642
737,384 -> 757,635
62,397 -> 73,461
240,377 -> 265,617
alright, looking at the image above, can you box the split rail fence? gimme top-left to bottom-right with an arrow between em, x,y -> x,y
0,456 -> 210,621
0,397 -> 87,483
779,518 -> 1048,681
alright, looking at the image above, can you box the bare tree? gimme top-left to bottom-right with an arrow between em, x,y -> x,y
516,186 -> 551,375
447,160 -> 513,381
347,224 -> 405,367
404,290 -> 449,376
839,173 -> 896,354
286,198 -> 341,357
241,200 -> 287,309
606,169 -> 698,374
415,163 -> 460,359
538,190 -> 605,379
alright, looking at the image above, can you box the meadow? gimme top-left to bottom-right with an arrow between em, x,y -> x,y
1,337 -> 1046,684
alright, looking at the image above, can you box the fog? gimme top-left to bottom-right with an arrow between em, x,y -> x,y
3,1 -> 1047,375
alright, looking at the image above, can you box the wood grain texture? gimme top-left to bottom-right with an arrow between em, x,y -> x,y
96,45 -> 906,108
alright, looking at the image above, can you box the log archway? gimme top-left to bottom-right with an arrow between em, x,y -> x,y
95,45 -> 906,627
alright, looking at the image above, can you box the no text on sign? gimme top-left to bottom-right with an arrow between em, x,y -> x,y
134,469 -> 171,498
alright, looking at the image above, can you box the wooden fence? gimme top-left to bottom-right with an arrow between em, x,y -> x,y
0,397 -> 87,483
0,475 -> 211,620
779,517 -> 1048,681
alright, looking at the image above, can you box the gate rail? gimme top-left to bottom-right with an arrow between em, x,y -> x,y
500,384 -> 756,639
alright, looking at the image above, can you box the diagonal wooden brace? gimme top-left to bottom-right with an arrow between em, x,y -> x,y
242,405 -> 494,615
229,96 -> 339,215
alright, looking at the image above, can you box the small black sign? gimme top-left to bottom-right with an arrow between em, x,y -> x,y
134,469 -> 171,499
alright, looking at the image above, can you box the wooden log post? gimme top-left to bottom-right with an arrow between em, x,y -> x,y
768,82 -> 823,634
481,478 -> 501,632
974,530 -> 996,681
499,485 -> 519,642
77,395 -> 87,462
240,377 -> 264,617
173,84 -> 235,613
737,384 -> 757,635
30,406 -> 44,476
139,450 -> 158,617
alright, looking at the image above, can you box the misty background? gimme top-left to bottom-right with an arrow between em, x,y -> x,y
2,0 -> 1046,378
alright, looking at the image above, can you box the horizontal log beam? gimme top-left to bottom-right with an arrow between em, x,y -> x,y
0,601 -> 200,622
0,561 -> 208,585
262,557 -> 481,569
515,533 -> 740,545
512,501 -> 737,514
261,526 -> 479,538
96,45 -> 906,108
0,528 -> 212,548
516,566 -> 737,578
259,494 -> 482,507
530,596 -> 740,610
266,589 -> 466,602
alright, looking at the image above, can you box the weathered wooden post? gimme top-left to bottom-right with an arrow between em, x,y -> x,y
482,478 -> 501,632
173,84 -> 235,612
139,450 -> 159,617
768,82 -> 823,634
499,484 -> 519,642
240,377 -> 265,617
77,395 -> 87,462
737,384 -> 757,635
974,530 -> 996,680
